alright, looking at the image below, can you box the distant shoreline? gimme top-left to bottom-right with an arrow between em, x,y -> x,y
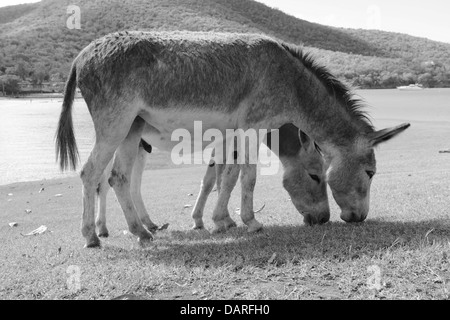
0,93 -> 83,100
2,87 -> 450,100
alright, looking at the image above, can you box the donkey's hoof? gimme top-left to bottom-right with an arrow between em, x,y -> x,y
97,227 -> 109,238
192,224 -> 204,230
224,217 -> 237,230
84,236 -> 101,248
192,218 -> 204,230
212,222 -> 226,234
247,220 -> 263,233
144,223 -> 159,233
138,235 -> 154,247
138,229 -> 154,244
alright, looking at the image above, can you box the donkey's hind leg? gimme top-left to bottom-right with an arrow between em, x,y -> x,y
130,142 -> 159,232
81,112 -> 146,248
109,118 -> 153,245
81,147 -> 129,247
95,159 -> 113,237
95,140 -> 156,238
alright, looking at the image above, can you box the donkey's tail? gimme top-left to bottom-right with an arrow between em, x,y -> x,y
55,62 -> 79,171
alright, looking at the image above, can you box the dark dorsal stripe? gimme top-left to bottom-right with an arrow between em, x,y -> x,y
280,42 -> 374,134
140,139 -> 152,154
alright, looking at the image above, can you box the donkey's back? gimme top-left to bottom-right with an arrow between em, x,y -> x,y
75,31 -> 295,113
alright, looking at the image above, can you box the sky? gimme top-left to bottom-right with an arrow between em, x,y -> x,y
255,0 -> 450,44
1,0 -> 449,44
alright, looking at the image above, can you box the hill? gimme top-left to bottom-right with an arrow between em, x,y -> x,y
0,0 -> 449,94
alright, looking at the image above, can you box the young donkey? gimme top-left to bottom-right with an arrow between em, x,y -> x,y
94,123 -> 328,237
56,31 -> 410,248
190,124 -> 328,231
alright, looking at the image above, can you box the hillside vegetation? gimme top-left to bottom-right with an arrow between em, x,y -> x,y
0,0 -> 449,94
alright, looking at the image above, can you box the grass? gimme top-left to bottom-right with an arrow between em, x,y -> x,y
0,119 -> 449,300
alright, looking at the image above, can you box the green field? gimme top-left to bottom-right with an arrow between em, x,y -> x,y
1,91 -> 450,299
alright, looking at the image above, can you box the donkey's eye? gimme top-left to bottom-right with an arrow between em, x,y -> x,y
366,170 -> 375,179
309,174 -> 321,183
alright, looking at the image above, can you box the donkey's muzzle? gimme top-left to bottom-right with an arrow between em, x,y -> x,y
303,212 -> 330,226
340,211 -> 367,223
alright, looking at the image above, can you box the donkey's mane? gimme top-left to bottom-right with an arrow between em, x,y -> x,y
281,43 -> 374,133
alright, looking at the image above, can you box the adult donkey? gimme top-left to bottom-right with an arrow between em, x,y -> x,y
56,31 -> 409,248
94,124 -> 328,237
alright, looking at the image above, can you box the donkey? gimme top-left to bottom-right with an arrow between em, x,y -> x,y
94,123 -> 328,237
190,124 -> 328,231
56,31 -> 409,248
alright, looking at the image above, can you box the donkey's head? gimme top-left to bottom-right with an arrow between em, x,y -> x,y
277,127 -> 329,225
326,123 -> 410,223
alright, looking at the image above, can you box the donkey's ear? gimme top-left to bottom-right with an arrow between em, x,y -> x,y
298,130 -> 314,151
368,123 -> 410,146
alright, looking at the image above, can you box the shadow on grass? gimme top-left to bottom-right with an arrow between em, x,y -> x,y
102,218 -> 450,269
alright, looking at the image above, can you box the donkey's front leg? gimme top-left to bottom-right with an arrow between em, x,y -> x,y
240,163 -> 263,233
191,159 -> 217,230
218,163 -> 239,229
109,119 -> 153,245
130,143 -> 159,232
211,163 -> 240,233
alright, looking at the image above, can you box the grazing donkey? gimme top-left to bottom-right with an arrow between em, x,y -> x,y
94,123 -> 328,237
190,124 -> 328,231
56,31 -> 409,248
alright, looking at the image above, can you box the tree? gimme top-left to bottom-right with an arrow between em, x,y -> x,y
15,61 -> 29,80
31,64 -> 49,85
434,70 -> 450,87
418,73 -> 435,87
401,72 -> 416,85
0,75 -> 20,95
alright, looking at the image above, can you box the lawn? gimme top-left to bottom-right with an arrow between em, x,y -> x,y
0,119 -> 449,300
